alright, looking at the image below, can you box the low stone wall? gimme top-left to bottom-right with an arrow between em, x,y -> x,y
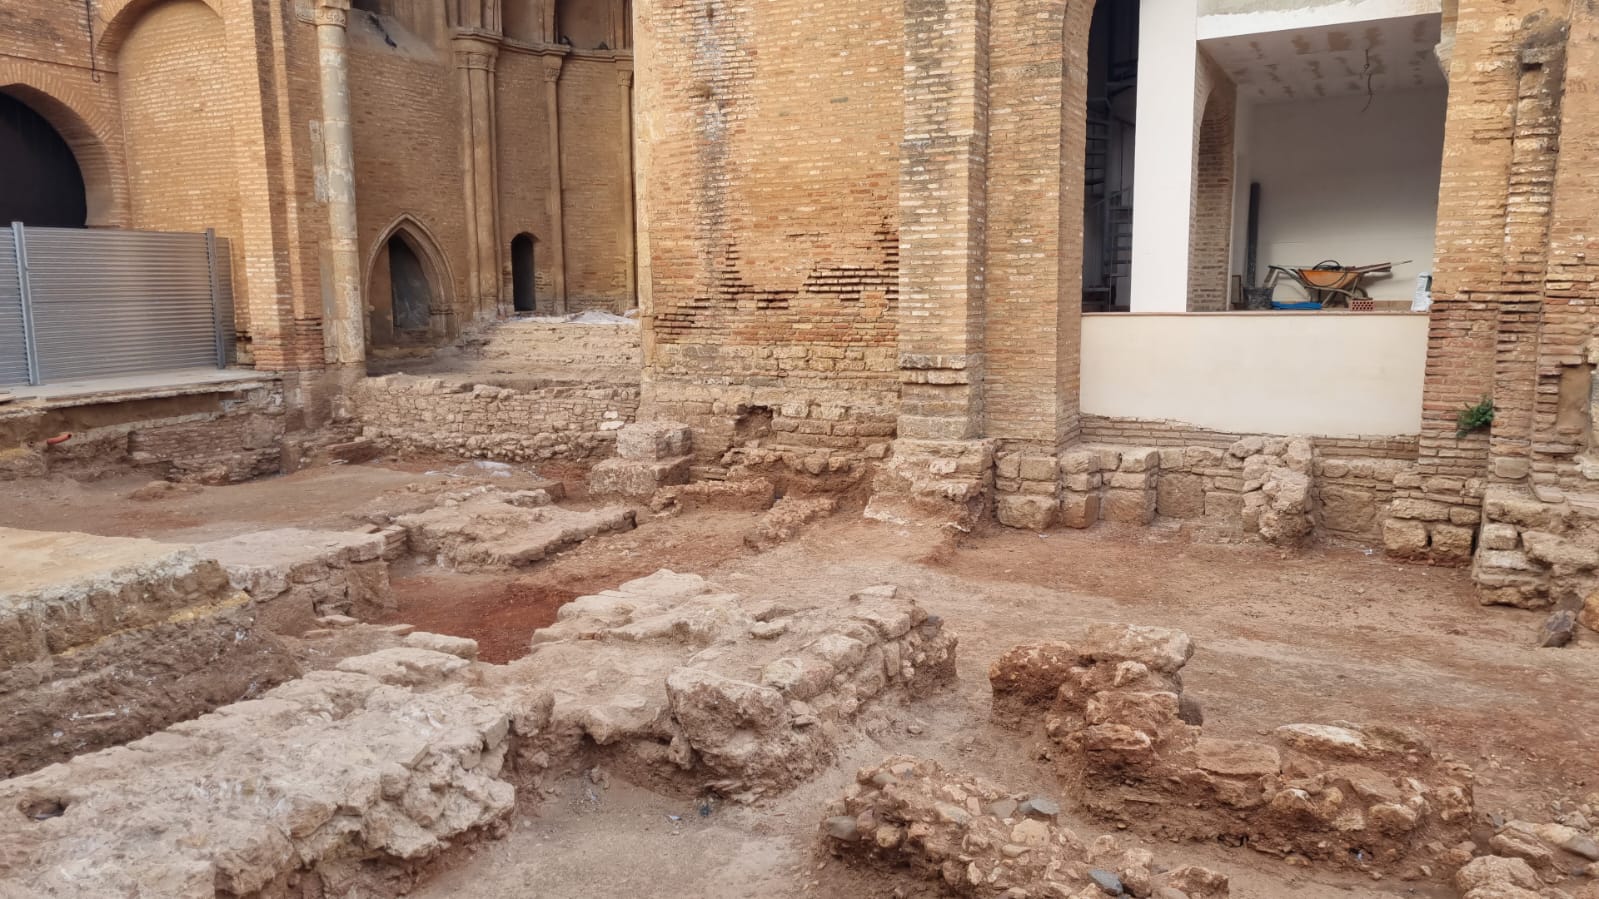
352,374 -> 640,463
993,437 -> 1403,547
0,528 -> 298,779
196,528 -> 398,635
1472,484 -> 1599,614
0,379 -> 285,483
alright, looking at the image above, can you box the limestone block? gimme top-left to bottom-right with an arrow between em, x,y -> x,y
588,456 -> 692,497
1430,524 -> 1476,562
1103,488 -> 1156,525
1059,449 -> 1100,475
1581,591 -> 1599,633
1060,492 -> 1101,529
1523,531 -> 1599,570
1107,470 -> 1155,490
997,495 -> 1058,531
1383,518 -> 1430,557
1317,485 -> 1377,535
1018,455 -> 1058,482
1388,498 -> 1451,522
1157,472 -> 1205,519
1064,472 -> 1100,492
1120,447 -> 1160,473
616,421 -> 693,461
1481,523 -> 1521,551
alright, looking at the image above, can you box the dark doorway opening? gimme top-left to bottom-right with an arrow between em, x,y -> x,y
1082,0 -> 1138,312
512,232 -> 536,313
388,234 -> 433,333
0,92 -> 88,228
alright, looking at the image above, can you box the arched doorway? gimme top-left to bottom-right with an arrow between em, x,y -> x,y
0,91 -> 88,227
512,232 -> 537,313
367,219 -> 452,350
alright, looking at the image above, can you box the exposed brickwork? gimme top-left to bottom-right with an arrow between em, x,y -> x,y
633,0 -> 904,457
1188,54 -> 1235,313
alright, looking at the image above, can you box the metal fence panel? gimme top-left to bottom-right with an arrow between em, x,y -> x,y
24,227 -> 225,383
0,235 -> 26,387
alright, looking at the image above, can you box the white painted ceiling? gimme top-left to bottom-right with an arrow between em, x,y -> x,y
1200,13 -> 1445,103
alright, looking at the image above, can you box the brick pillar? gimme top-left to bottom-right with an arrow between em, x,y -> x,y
868,0 -> 998,527
453,32 -> 503,322
895,0 -> 990,442
981,0 -> 1094,450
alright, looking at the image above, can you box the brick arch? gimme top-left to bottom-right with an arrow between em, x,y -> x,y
96,0 -> 225,60
1187,59 -> 1236,312
0,71 -> 129,228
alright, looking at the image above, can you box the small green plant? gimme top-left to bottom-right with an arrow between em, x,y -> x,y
1457,396 -> 1495,439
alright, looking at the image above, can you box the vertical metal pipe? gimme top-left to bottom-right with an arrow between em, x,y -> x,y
205,228 -> 227,368
11,223 -> 40,386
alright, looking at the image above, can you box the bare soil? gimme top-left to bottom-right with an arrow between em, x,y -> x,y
5,464 -> 1596,898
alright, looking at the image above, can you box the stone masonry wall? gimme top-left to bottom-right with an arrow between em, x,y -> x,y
353,374 -> 639,463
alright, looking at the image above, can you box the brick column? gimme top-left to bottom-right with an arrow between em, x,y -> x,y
453,32 -> 503,321
314,0 -> 364,367
867,0 -> 998,527
895,0 -> 990,442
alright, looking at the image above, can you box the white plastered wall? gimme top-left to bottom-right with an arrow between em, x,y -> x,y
1236,87 -> 1446,302
1081,312 -> 1428,436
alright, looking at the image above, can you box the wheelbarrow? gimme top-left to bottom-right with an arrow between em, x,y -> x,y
1264,260 -> 1408,309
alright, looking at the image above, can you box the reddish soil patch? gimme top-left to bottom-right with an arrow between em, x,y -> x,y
384,575 -> 579,664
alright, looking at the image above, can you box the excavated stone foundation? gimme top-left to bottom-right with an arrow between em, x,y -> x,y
823,755 -> 1232,899
0,528 -> 299,779
988,625 -> 1476,879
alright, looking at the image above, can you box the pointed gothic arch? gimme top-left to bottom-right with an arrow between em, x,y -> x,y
364,215 -> 456,348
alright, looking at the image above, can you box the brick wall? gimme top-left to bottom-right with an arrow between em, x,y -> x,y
559,54 -> 632,311
634,0 -> 904,459
1188,55 -> 1234,312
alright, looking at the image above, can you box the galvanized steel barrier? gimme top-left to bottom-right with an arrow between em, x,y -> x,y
0,223 -> 236,387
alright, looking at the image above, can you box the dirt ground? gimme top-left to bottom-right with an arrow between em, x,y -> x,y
4,463 -> 1595,898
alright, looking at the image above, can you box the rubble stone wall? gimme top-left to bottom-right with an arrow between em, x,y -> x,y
352,374 -> 639,463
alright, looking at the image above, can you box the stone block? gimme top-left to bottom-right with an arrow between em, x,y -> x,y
1581,591 -> 1599,633
588,456 -> 692,498
1102,488 -> 1156,525
615,421 -> 693,462
1107,470 -> 1154,490
996,495 -> 1057,532
1060,492 -> 1101,529
1059,449 -> 1099,475
1389,498 -> 1450,522
1157,472 -> 1205,519
1480,523 -> 1521,551
1430,524 -> 1475,562
1119,447 -> 1160,473
1523,531 -> 1599,570
1383,518 -> 1429,557
996,453 -> 1021,479
1063,472 -> 1100,492
1017,455 -> 1058,482
1318,485 -> 1377,535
